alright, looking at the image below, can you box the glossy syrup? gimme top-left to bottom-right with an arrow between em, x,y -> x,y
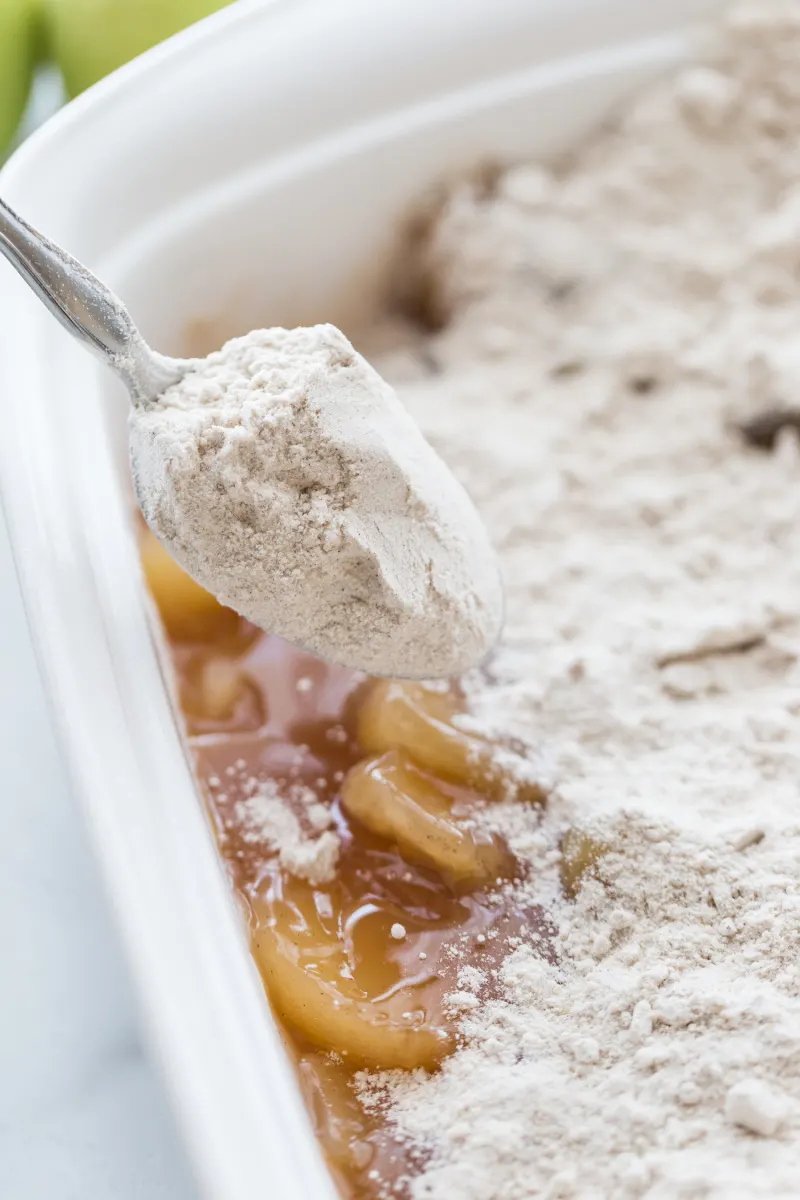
149,537 -> 552,1198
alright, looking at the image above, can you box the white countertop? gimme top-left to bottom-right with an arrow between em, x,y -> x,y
0,516 -> 198,1199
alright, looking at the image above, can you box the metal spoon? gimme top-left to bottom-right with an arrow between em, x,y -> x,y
0,200 -> 505,678
0,196 -> 192,404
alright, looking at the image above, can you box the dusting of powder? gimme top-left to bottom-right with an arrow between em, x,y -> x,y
234,777 -> 340,886
353,4 -> 800,1196
129,324 -> 502,679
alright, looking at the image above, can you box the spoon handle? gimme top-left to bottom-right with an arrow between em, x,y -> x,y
0,196 -> 189,404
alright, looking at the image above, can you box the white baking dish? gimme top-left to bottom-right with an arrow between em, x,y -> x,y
0,0 -> 730,1195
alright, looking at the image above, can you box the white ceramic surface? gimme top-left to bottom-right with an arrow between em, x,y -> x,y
1,69 -> 197,1200
0,504 -> 198,1200
0,1 -> 729,1196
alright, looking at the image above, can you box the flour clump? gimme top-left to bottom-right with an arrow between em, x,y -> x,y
130,324 -> 502,677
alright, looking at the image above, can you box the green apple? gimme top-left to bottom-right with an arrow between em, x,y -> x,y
0,0 -> 39,156
44,0 -> 233,97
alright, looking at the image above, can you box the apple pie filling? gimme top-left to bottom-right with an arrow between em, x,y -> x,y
140,527 -> 553,1197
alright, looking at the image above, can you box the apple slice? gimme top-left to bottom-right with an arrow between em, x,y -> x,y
139,529 -> 240,642
356,679 -> 545,804
341,750 -> 514,887
251,870 -> 454,1070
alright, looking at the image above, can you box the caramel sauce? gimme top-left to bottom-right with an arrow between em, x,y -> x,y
144,531 -> 553,1198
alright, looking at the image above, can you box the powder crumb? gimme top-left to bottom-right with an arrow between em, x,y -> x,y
725,1079 -> 787,1137
390,923 -> 407,941
443,990 -> 481,1014
354,4 -> 800,1196
571,1037 -> 601,1066
235,779 -> 339,886
280,830 -> 340,889
731,826 -> 766,852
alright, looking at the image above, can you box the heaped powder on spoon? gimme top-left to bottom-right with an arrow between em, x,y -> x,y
130,323 -> 502,678
349,4 -> 800,1197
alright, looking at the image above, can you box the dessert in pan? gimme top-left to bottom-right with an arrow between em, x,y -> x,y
4,3 -> 799,1197
141,8 -> 800,1195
